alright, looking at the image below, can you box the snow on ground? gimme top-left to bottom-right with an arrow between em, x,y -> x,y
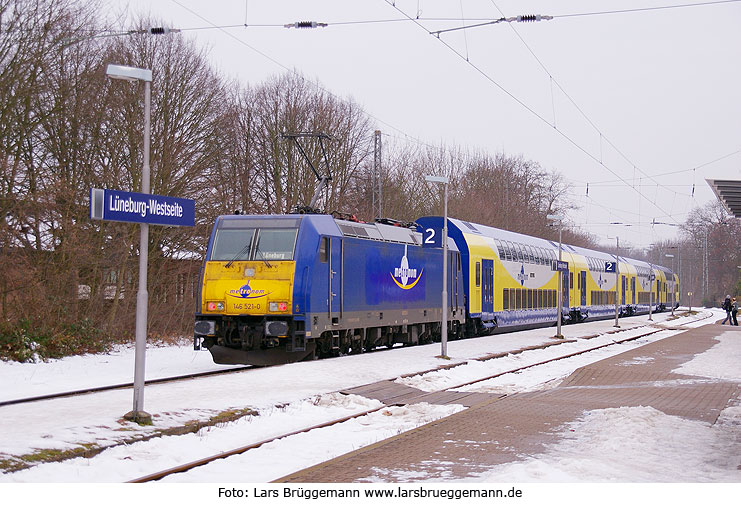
458,325 -> 741,483
5,394 -> 458,483
397,325 -> 674,395
0,343 -> 243,403
673,330 -> 741,381
1,308 -> 738,483
160,402 -> 465,483
466,404 -> 741,483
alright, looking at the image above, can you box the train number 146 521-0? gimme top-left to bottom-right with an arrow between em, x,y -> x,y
233,302 -> 260,311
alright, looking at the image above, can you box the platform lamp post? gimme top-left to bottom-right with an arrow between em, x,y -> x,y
608,222 -> 636,323
648,255 -> 655,322
611,236 -> 620,328
106,63 -> 152,425
666,254 -> 675,316
547,214 -> 564,338
425,175 -> 449,358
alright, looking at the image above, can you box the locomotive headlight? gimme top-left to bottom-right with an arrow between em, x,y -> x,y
269,301 -> 289,312
206,301 -> 225,311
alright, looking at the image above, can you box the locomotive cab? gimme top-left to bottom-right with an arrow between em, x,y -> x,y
194,215 -> 307,365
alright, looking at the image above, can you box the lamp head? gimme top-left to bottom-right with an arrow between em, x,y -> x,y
106,64 -> 152,82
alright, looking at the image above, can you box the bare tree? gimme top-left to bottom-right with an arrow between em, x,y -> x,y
243,73 -> 374,215
680,200 -> 741,305
1,0 -> 103,323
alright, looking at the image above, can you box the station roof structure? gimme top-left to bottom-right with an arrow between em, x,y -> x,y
706,179 -> 741,218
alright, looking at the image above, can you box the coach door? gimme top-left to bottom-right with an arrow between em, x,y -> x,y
579,271 -> 587,307
562,269 -> 569,310
631,277 -> 636,304
325,236 -> 342,323
481,259 -> 494,314
451,251 -> 462,315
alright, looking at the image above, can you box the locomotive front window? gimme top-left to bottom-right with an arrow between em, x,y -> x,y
211,229 -> 255,261
211,227 -> 298,261
254,228 -> 298,260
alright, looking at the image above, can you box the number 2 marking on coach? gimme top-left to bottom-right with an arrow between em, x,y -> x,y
424,228 -> 436,244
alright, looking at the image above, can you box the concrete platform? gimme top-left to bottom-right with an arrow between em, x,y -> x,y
278,324 -> 741,482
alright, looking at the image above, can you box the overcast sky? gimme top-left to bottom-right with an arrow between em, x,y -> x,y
106,0 -> 741,249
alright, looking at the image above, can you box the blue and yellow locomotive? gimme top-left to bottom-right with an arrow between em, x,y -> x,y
194,214 -> 465,365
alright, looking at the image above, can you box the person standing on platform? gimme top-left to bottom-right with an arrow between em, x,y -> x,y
732,297 -> 738,326
721,295 -> 732,324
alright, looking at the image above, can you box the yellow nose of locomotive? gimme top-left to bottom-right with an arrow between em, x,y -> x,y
201,261 -> 294,315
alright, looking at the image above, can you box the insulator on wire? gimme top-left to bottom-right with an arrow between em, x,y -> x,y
515,14 -> 553,22
284,21 -> 328,29
142,27 -> 181,35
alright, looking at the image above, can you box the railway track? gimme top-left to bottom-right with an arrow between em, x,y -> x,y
0,366 -> 252,408
128,310 -> 712,483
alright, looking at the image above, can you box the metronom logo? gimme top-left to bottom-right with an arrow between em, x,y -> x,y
391,245 -> 423,290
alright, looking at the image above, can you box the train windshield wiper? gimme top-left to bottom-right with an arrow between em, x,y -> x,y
225,241 -> 252,268
254,243 -> 273,268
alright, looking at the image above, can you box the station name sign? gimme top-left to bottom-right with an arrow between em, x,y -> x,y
90,188 -> 195,227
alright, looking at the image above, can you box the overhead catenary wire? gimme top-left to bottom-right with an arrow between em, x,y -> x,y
488,0 -> 688,208
167,0 -> 450,157
136,2 -> 738,218
480,1 -> 740,224
557,0 -> 741,19
382,0 -> 681,225
162,0 -> 735,238
82,0 -> 739,36
577,148 -> 741,186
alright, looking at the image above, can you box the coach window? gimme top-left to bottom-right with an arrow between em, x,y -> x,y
319,237 -> 329,263
505,242 -> 514,261
476,261 -> 481,287
503,288 -> 509,310
495,239 -> 505,259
